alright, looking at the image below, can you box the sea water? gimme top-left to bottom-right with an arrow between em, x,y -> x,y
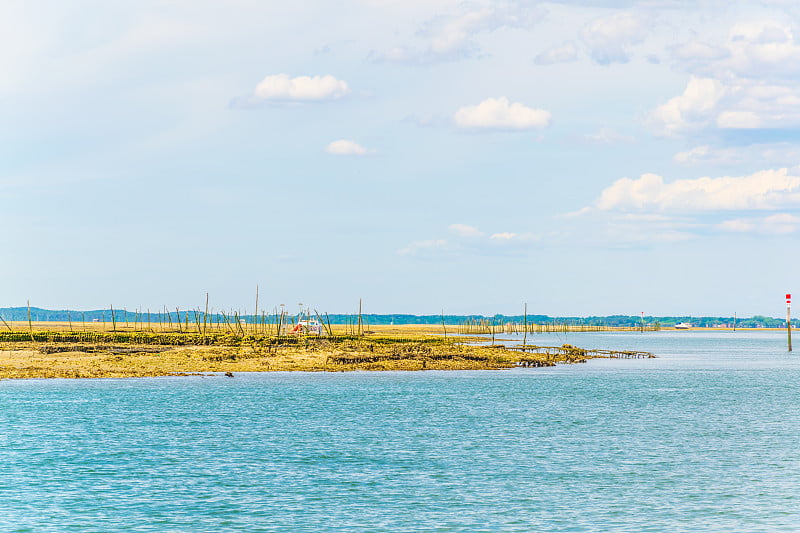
1,331 -> 798,532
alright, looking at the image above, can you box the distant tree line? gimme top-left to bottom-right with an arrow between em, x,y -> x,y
0,307 -> 795,328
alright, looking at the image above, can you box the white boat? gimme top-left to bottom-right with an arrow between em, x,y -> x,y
674,322 -> 692,329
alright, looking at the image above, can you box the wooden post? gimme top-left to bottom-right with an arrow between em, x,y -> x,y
254,285 -> 259,335
358,299 -> 363,337
523,303 -> 528,346
203,293 -> 209,338
27,300 -> 34,342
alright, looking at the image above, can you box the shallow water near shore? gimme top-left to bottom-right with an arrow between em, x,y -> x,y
1,331 -> 798,531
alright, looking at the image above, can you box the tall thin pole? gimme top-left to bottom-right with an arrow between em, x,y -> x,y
787,294 -> 792,352
358,299 -> 363,337
27,300 -> 34,342
204,293 -> 209,338
523,303 -> 528,346
254,285 -> 259,335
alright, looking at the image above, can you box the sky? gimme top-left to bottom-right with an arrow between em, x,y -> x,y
4,0 -> 800,317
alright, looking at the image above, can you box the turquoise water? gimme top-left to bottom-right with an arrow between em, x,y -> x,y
1,331 -> 798,532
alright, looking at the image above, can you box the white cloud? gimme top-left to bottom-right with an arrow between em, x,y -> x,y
620,229 -> 695,243
717,218 -> 755,232
454,97 -> 551,130
558,207 -> 698,247
716,110 -> 762,129
595,168 -> 800,212
449,223 -> 483,237
725,22 -> 800,79
718,213 -> 800,234
243,74 -> 350,104
381,3 -> 544,63
675,143 -> 800,168
490,232 -> 517,240
424,8 -> 500,56
670,40 -> 730,67
401,223 -> 538,257
571,164 -> 800,241
648,76 -> 726,136
674,145 -> 724,165
383,47 -> 414,62
581,12 -> 649,65
325,140 -> 371,155
534,41 -> 578,65
615,213 -> 676,222
658,21 -> 800,137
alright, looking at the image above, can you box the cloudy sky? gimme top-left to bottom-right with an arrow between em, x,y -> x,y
4,0 -> 800,316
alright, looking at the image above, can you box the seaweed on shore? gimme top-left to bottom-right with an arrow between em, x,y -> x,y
0,327 -> 650,379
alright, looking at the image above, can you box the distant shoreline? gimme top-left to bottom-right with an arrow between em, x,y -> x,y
1,307 -> 794,330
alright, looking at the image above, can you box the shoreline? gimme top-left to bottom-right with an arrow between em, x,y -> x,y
0,326 -> 622,379
2,321 -> 776,379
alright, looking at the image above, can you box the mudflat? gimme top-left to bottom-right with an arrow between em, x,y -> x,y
0,323 -> 599,378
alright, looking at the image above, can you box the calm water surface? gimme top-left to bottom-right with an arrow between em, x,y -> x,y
1,331 -> 798,532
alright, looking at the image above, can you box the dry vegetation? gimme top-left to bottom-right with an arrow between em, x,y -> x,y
0,322 -> 610,379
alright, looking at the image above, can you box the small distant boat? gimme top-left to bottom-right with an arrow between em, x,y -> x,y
290,319 -> 323,335
674,322 -> 692,329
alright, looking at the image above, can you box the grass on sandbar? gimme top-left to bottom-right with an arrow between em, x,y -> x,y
0,325 -> 597,379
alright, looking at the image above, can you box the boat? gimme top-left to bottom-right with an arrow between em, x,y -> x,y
674,322 -> 692,329
289,319 -> 323,335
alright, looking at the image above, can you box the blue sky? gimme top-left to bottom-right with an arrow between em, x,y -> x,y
4,0 -> 800,316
